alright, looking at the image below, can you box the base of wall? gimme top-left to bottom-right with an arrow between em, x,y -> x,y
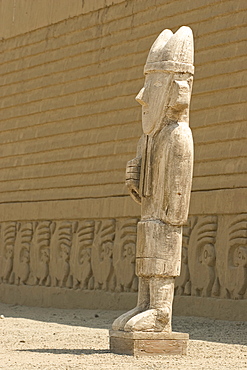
173,296 -> 247,322
0,284 -> 137,310
0,284 -> 246,321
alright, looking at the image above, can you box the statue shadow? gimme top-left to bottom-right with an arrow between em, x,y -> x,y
18,348 -> 110,355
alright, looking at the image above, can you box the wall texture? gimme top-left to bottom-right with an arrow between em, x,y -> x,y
0,0 -> 126,39
0,0 -> 246,320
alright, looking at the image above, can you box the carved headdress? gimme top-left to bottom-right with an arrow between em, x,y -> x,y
144,26 -> 194,75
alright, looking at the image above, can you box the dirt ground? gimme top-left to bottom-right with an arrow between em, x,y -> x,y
0,302 -> 246,370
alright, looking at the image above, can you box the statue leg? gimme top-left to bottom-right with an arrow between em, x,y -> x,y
112,277 -> 149,331
124,277 -> 174,332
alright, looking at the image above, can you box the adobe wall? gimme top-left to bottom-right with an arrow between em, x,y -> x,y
0,0 -> 246,321
0,0 -> 125,39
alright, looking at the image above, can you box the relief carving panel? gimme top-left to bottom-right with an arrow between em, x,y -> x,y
0,215 -> 245,301
91,219 -> 116,291
11,222 -> 33,285
68,220 -> 95,290
49,221 -> 73,288
113,218 -> 139,293
29,221 -> 52,286
215,215 -> 247,299
0,222 -> 17,284
188,216 -> 218,297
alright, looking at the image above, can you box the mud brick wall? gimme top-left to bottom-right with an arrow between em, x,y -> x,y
0,0 -> 246,320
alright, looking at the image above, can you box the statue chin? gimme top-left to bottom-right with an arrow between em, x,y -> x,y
142,120 -> 156,136
142,115 -> 165,136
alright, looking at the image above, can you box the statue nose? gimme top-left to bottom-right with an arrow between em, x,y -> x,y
135,87 -> 148,106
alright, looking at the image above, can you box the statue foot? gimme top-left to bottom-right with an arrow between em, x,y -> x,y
112,305 -> 147,331
124,307 -> 171,332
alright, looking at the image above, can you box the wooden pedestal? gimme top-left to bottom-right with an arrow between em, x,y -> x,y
109,330 -> 189,356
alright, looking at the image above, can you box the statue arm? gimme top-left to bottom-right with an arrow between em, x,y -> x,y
164,127 -> 194,225
125,134 -> 145,205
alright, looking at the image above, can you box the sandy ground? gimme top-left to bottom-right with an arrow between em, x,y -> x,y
0,302 -> 246,370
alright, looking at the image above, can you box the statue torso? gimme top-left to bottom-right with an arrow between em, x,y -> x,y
140,122 -> 193,226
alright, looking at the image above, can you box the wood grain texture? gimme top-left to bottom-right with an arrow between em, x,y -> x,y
109,330 -> 189,356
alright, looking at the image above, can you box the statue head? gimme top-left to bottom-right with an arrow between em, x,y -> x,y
136,26 -> 194,136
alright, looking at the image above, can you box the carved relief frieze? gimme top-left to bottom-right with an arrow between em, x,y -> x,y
0,215 -> 246,300
29,221 -> 52,286
216,215 -> 247,299
113,218 -> 139,293
68,220 -> 95,290
188,216 -> 218,297
91,219 -> 116,291
175,216 -> 219,298
0,222 -> 17,284
11,222 -> 33,285
49,221 -> 73,288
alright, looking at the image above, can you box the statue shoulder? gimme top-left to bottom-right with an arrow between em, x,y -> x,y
169,123 -> 193,152
159,122 -> 192,145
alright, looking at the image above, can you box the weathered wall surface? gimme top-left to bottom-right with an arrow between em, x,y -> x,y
0,0 -> 126,39
0,0 -> 246,320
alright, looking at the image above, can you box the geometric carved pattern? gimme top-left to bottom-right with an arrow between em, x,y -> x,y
226,216 -> 247,298
175,214 -> 247,300
69,220 -> 95,289
113,218 -> 139,292
188,216 -> 218,297
91,219 -> 116,290
0,218 -> 138,293
0,215 -> 246,300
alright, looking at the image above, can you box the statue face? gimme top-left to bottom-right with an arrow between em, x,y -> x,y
136,72 -> 172,135
136,72 -> 193,135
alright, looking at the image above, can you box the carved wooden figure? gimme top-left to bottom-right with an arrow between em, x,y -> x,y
110,26 -> 194,355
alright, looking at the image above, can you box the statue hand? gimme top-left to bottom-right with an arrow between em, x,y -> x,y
126,157 -> 142,204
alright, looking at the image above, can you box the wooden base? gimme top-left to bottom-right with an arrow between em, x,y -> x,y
109,330 -> 189,356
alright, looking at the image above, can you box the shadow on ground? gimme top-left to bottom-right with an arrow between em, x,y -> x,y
172,317 -> 247,346
18,348 -> 111,355
1,303 -> 246,346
